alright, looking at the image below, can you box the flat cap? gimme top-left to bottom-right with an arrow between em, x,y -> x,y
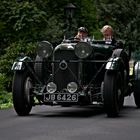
78,27 -> 88,33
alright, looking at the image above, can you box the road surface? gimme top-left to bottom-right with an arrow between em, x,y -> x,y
0,95 -> 140,140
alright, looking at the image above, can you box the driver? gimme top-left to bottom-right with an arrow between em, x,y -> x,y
75,27 -> 88,41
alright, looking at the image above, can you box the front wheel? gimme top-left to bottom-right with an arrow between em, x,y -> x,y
103,71 -> 124,117
12,70 -> 33,116
133,80 -> 140,108
133,61 -> 140,108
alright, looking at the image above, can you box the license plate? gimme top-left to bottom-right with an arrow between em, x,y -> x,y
44,93 -> 78,102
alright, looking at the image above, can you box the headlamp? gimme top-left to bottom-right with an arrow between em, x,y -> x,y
47,82 -> 57,93
75,42 -> 92,59
37,41 -> 53,58
67,82 -> 78,93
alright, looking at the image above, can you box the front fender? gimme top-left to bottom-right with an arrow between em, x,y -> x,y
105,57 -> 121,70
11,56 -> 32,71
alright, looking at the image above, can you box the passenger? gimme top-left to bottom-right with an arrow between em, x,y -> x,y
100,25 -> 117,45
75,27 -> 88,41
101,25 -> 125,48
100,25 -> 113,40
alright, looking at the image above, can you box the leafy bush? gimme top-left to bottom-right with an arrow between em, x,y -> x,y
0,73 -> 12,109
0,41 -> 36,91
0,91 -> 12,109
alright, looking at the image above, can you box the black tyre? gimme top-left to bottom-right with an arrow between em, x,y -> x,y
103,71 -> 124,117
112,49 -> 129,95
12,70 -> 33,116
133,81 -> 140,108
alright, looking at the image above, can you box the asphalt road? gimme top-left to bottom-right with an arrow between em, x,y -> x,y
0,95 -> 140,140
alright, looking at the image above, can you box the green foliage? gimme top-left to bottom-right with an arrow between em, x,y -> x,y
1,1 -> 46,42
0,73 -> 12,109
72,0 -> 100,38
0,73 -> 8,91
0,91 -> 12,109
0,0 -> 64,46
0,41 -> 36,91
95,0 -> 140,50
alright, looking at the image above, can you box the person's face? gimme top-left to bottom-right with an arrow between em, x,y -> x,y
78,31 -> 88,38
103,29 -> 112,40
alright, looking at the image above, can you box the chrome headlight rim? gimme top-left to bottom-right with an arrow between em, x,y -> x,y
46,82 -> 57,94
67,82 -> 78,93
37,41 -> 53,58
75,42 -> 93,59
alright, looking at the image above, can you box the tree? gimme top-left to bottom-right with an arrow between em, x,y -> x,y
95,0 -> 140,51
